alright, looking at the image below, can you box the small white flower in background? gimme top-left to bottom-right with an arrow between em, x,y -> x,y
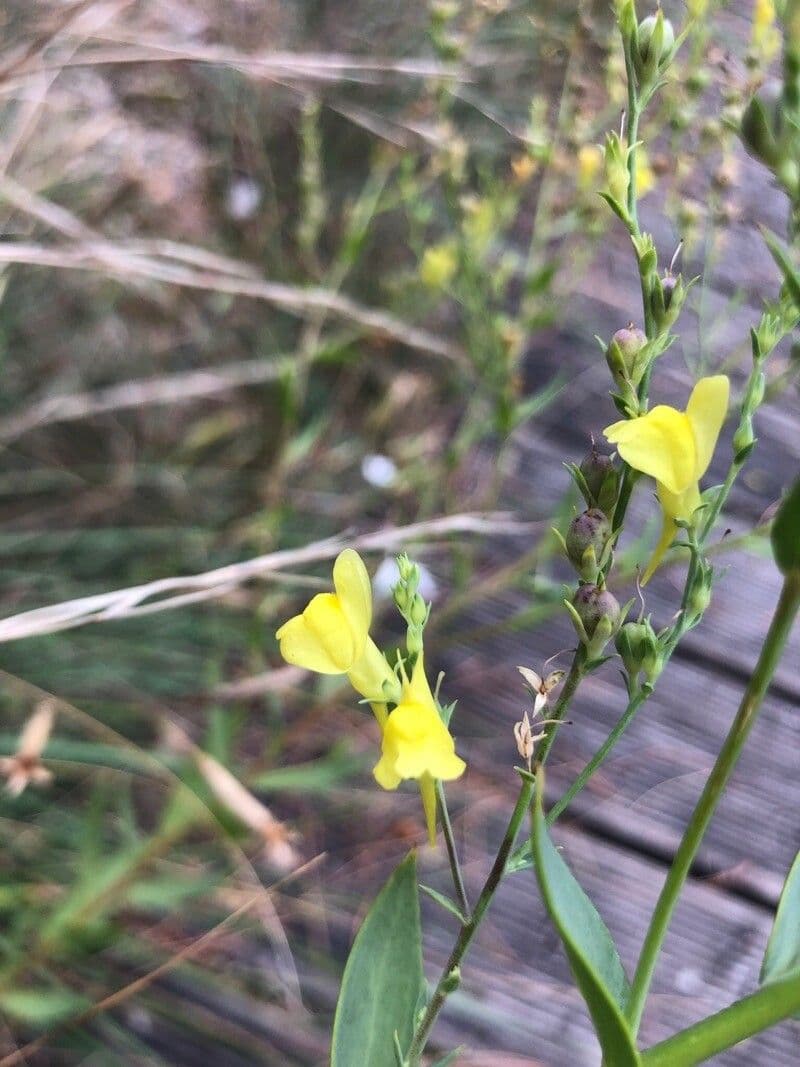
0,700 -> 55,796
361,453 -> 397,489
225,175 -> 262,221
513,666 -> 567,770
373,556 -> 439,602
517,666 -> 565,715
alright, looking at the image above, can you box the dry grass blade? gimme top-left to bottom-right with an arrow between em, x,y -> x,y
0,514 -> 532,642
0,240 -> 465,363
0,355 -> 304,441
61,39 -> 473,85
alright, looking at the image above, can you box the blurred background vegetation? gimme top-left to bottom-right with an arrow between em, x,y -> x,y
0,0 -> 790,1063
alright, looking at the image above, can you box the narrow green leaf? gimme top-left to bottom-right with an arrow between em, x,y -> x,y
331,853 -> 424,1067
771,477 -> 800,575
531,776 -> 640,1066
761,850 -> 800,987
419,883 -> 467,924
0,988 -> 88,1026
761,226 -> 800,308
641,970 -> 800,1066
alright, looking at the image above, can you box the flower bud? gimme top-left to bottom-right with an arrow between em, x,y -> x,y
604,132 -> 631,215
749,370 -> 766,410
606,324 -> 648,393
409,593 -> 429,628
615,617 -> 663,688
572,584 -> 620,637
635,12 -> 675,83
565,509 -> 611,582
686,560 -> 713,621
650,272 -> 686,332
733,415 -> 756,462
578,448 -> 619,512
569,584 -> 621,658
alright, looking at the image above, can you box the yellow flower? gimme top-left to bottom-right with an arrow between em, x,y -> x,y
604,375 -> 729,583
511,153 -> 538,183
373,654 -> 466,844
420,243 -> 458,290
275,549 -> 395,705
636,146 -> 655,198
577,144 -> 603,190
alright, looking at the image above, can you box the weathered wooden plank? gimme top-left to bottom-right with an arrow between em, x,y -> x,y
320,811 -> 797,1064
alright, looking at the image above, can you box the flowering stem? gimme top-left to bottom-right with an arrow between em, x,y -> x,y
626,569 -> 800,1034
535,648 -> 586,766
437,780 -> 470,920
405,777 -> 534,1065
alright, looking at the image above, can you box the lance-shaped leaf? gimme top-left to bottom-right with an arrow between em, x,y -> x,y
331,853 -> 424,1067
761,849 -> 800,990
761,225 -> 800,309
531,775 -> 640,1066
771,477 -> 800,575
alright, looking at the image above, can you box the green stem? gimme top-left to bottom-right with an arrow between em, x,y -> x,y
436,780 -> 470,920
405,777 -> 534,1065
535,649 -> 586,766
627,570 -> 800,1033
641,970 -> 800,1067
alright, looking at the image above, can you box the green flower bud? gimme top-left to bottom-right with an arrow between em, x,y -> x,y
578,448 -> 620,513
615,617 -> 663,688
749,370 -> 766,410
409,593 -> 428,628
406,628 -> 423,656
565,509 -> 612,582
635,12 -> 675,85
686,561 -> 713,621
604,132 -> 632,216
733,415 -> 756,462
650,272 -> 686,332
606,323 -> 648,390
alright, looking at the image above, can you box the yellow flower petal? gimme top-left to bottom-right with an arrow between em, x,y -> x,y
373,753 -> 402,790
657,481 -> 702,523
347,636 -> 396,702
605,406 -> 697,494
301,593 -> 356,671
390,703 -> 461,778
641,481 -> 702,583
406,653 -> 437,710
641,514 -> 677,585
275,612 -> 344,674
685,375 -> 729,479
332,549 -> 371,657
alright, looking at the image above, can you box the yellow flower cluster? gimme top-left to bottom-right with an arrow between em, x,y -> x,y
604,375 -> 729,582
276,549 -> 465,843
